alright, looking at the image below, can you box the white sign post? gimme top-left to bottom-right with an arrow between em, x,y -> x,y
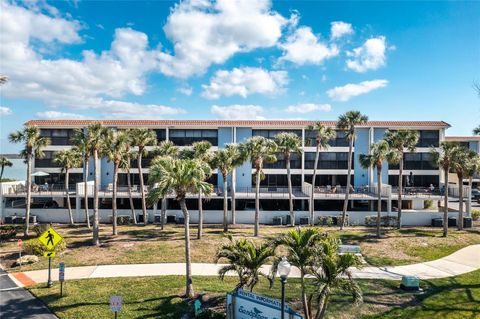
59,262 -> 65,297
226,289 -> 303,319
110,295 -> 122,319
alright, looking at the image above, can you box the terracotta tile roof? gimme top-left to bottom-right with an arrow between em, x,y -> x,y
24,119 -> 451,128
445,136 -> 480,141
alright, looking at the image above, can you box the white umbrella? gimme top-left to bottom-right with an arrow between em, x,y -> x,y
32,171 -> 50,177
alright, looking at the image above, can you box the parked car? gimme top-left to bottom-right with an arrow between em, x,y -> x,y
472,189 -> 480,200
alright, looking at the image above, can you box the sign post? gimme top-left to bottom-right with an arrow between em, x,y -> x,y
110,295 -> 122,319
38,227 -> 63,288
59,262 -> 65,297
17,239 -> 22,267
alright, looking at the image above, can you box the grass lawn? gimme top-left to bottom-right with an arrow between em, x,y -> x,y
1,224 -> 479,271
28,270 -> 480,319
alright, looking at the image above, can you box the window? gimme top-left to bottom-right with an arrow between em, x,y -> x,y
35,151 -> 60,168
257,174 -> 302,187
169,129 -> 218,146
259,153 -> 302,169
304,130 -> 349,147
389,152 -> 438,170
388,175 -> 439,187
305,174 -> 354,186
40,129 -> 75,145
155,129 -> 166,142
252,130 -> 302,139
417,130 -> 439,147
304,152 -> 353,169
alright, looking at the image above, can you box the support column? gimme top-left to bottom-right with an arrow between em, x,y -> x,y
466,185 -> 472,216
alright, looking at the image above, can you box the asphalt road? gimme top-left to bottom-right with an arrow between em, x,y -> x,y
0,268 -> 57,319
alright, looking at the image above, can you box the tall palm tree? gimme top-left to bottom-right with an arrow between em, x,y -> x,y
431,142 -> 459,237
54,149 -> 82,225
310,236 -> 362,319
104,130 -> 129,235
72,129 -> 93,228
152,140 -> 179,230
119,142 -> 137,224
215,235 -> 275,292
359,140 -> 399,238
271,227 -> 324,319
275,132 -> 302,227
384,129 -> 420,228
307,123 -> 336,226
212,144 -> 244,232
240,136 -> 278,237
86,123 -> 109,246
474,126 -> 480,136
0,156 -> 13,180
466,151 -> 480,199
129,128 -> 157,225
9,125 -> 50,237
451,146 -> 475,231
148,157 -> 213,298
336,111 -> 368,230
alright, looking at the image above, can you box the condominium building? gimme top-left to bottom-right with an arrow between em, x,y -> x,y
1,119 -> 470,226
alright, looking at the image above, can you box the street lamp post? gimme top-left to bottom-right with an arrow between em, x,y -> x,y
278,257 -> 291,319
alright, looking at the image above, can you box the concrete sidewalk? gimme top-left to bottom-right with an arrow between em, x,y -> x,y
13,244 -> 480,286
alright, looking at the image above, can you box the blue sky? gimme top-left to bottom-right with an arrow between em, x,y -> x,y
0,0 -> 479,153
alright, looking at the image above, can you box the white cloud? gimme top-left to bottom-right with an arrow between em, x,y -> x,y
346,36 -> 387,72
158,0 -> 293,78
285,103 -> 331,114
0,106 -> 12,115
36,111 -> 88,120
327,79 -> 388,101
177,86 -> 193,96
0,1 -> 187,119
211,104 -> 264,120
330,21 -> 353,40
202,67 -> 288,99
278,26 -> 339,65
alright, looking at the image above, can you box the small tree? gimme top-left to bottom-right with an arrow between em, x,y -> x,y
275,132 -> 303,226
271,228 -> 324,319
431,142 -> 459,237
9,125 -> 50,237
240,136 -> 278,237
215,235 -> 275,292
148,157 -> 213,297
336,111 -> 368,230
54,149 -> 82,225
310,236 -> 362,319
72,129 -> 93,228
212,144 -> 244,232
359,140 -> 398,238
451,146 -> 473,230
306,123 -> 336,226
384,129 -> 420,228
0,156 -> 13,180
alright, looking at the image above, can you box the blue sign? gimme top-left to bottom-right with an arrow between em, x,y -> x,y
226,289 -> 302,319
59,262 -> 65,282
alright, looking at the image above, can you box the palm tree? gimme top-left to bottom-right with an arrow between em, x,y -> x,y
310,235 -> 362,319
215,235 -> 275,292
53,149 -> 82,225
240,136 -> 278,237
152,140 -> 178,230
474,126 -> 480,136
336,111 -> 368,230
86,123 -> 109,246
275,132 -> 303,227
359,140 -> 398,238
104,131 -> 129,235
431,142 -> 459,237
384,129 -> 420,228
466,152 -> 480,202
129,128 -> 157,225
271,227 -> 324,319
212,144 -> 244,232
0,156 -> 13,180
306,123 -> 336,226
148,157 -> 213,298
9,125 -> 50,237
72,129 -> 93,228
119,143 -> 137,225
451,146 -> 475,231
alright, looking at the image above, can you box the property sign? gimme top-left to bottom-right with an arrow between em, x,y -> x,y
110,295 -> 122,312
59,262 -> 65,282
43,251 -> 56,257
226,289 -> 302,319
18,239 -> 22,249
38,227 -> 63,250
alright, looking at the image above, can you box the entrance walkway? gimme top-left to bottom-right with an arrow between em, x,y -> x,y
12,245 -> 480,286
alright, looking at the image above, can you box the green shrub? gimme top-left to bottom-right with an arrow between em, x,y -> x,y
33,224 -> 50,237
117,215 -> 131,225
364,215 -> 398,227
318,216 -> 333,226
424,200 -> 434,209
23,238 -> 66,256
0,225 -> 20,240
472,209 -> 480,221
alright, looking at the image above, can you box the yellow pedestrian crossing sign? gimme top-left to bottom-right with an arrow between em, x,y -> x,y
38,227 -> 62,250
43,251 -> 56,257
